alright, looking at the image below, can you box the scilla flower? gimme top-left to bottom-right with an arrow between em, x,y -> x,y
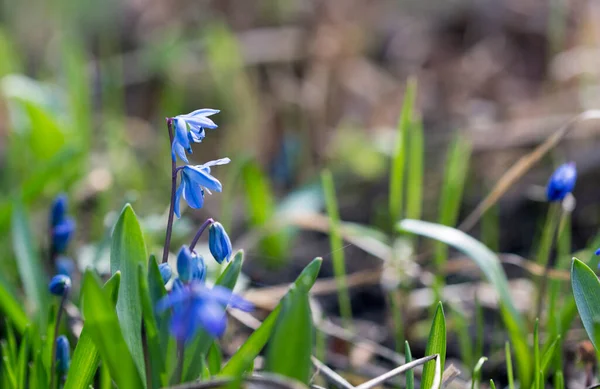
546,162 -> 577,202
49,275 -> 71,296
191,255 -> 206,282
174,158 -> 230,218
177,245 -> 194,283
209,222 -> 232,264
50,194 -> 75,254
159,263 -> 172,284
56,335 -> 70,377
156,282 -> 253,342
171,109 -> 220,163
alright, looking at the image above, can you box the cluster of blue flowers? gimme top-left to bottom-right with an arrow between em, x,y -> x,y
158,109 -> 252,344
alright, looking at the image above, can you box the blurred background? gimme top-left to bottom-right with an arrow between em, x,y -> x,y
3,0 -> 600,380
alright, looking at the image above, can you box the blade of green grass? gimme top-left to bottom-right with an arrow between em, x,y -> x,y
541,335 -> 560,375
471,356 -> 487,389
0,284 -> 27,335
405,113 -> 423,221
321,169 -> 352,329
404,341 -> 414,389
264,259 -> 322,384
506,342 -> 515,389
534,319 -> 540,389
207,343 -> 222,376
389,77 -> 416,225
451,304 -> 473,369
399,219 -> 531,387
81,271 -> 144,389
421,302 -> 446,389
110,204 -> 148,381
64,272 -> 121,389
11,199 -> 48,330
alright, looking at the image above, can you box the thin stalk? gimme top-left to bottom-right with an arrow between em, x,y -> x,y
189,218 -> 214,251
49,288 -> 70,389
162,117 -> 177,264
535,203 -> 561,320
171,341 -> 185,385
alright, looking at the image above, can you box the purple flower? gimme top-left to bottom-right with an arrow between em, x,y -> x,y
171,109 -> 220,163
156,282 -> 253,342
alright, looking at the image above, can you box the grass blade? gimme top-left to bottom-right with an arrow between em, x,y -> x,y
404,341 -> 414,389
264,258 -> 322,384
399,219 -> 531,387
421,302 -> 446,389
64,273 -> 121,389
110,204 -> 148,381
81,271 -> 144,389
389,77 -> 416,225
0,282 -> 27,334
505,342 -> 515,389
534,319 -> 540,389
471,356 -> 487,389
321,169 -> 352,328
405,114 -> 423,221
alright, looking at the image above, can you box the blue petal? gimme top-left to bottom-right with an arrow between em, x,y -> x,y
185,117 -> 218,130
185,108 -> 220,117
196,300 -> 227,338
172,140 -> 189,164
156,287 -> 190,313
183,166 -> 223,193
182,174 -> 205,209
169,302 -> 200,343
188,128 -> 205,144
174,179 -> 185,219
201,158 -> 231,168
174,118 -> 190,150
209,285 -> 253,312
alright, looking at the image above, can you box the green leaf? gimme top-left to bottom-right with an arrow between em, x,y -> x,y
404,341 -> 414,389
182,250 -> 245,381
0,283 -> 27,334
11,199 -> 48,329
399,219 -> 531,387
389,77 -> 416,224
421,302 -> 446,389
138,264 -> 165,388
16,327 -> 30,388
534,319 -> 541,389
207,343 -> 222,376
81,271 -> 144,389
147,255 -> 168,354
541,336 -> 560,375
571,257 -> 600,349
471,357 -> 487,389
506,342 -> 515,389
64,272 -> 121,389
220,305 -> 282,378
17,99 -> 65,160
321,169 -> 352,327
264,258 -> 322,384
405,114 -> 424,221
110,204 -> 148,380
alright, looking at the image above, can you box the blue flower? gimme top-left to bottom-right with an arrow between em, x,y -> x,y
56,335 -> 70,376
52,218 -> 75,253
159,263 -> 172,284
191,255 -> 206,282
174,158 -> 231,218
177,246 -> 194,283
546,162 -> 577,202
171,109 -> 220,163
49,274 -> 71,296
50,194 -> 68,227
156,282 -> 253,342
209,222 -> 232,264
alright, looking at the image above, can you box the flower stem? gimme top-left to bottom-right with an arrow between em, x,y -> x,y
49,288 -> 69,389
162,118 -> 176,264
189,218 -> 214,251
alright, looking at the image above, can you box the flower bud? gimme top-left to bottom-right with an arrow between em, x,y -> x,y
52,218 -> 75,254
56,335 -> 70,376
50,194 -> 68,227
172,278 -> 184,292
208,222 -> 232,264
55,256 -> 75,277
546,162 -> 577,202
191,255 -> 206,282
49,275 -> 71,296
177,245 -> 194,283
159,263 -> 172,284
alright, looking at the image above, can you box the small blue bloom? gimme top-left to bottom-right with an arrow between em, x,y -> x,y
49,274 -> 71,296
546,162 -> 577,202
177,246 -> 194,283
191,255 -> 206,282
159,263 -> 172,284
50,194 -> 68,227
56,335 -> 70,376
55,256 -> 75,277
52,218 -> 75,253
209,222 -> 232,264
172,278 -> 184,292
156,282 -> 253,342
174,158 -> 231,218
171,109 -> 220,163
